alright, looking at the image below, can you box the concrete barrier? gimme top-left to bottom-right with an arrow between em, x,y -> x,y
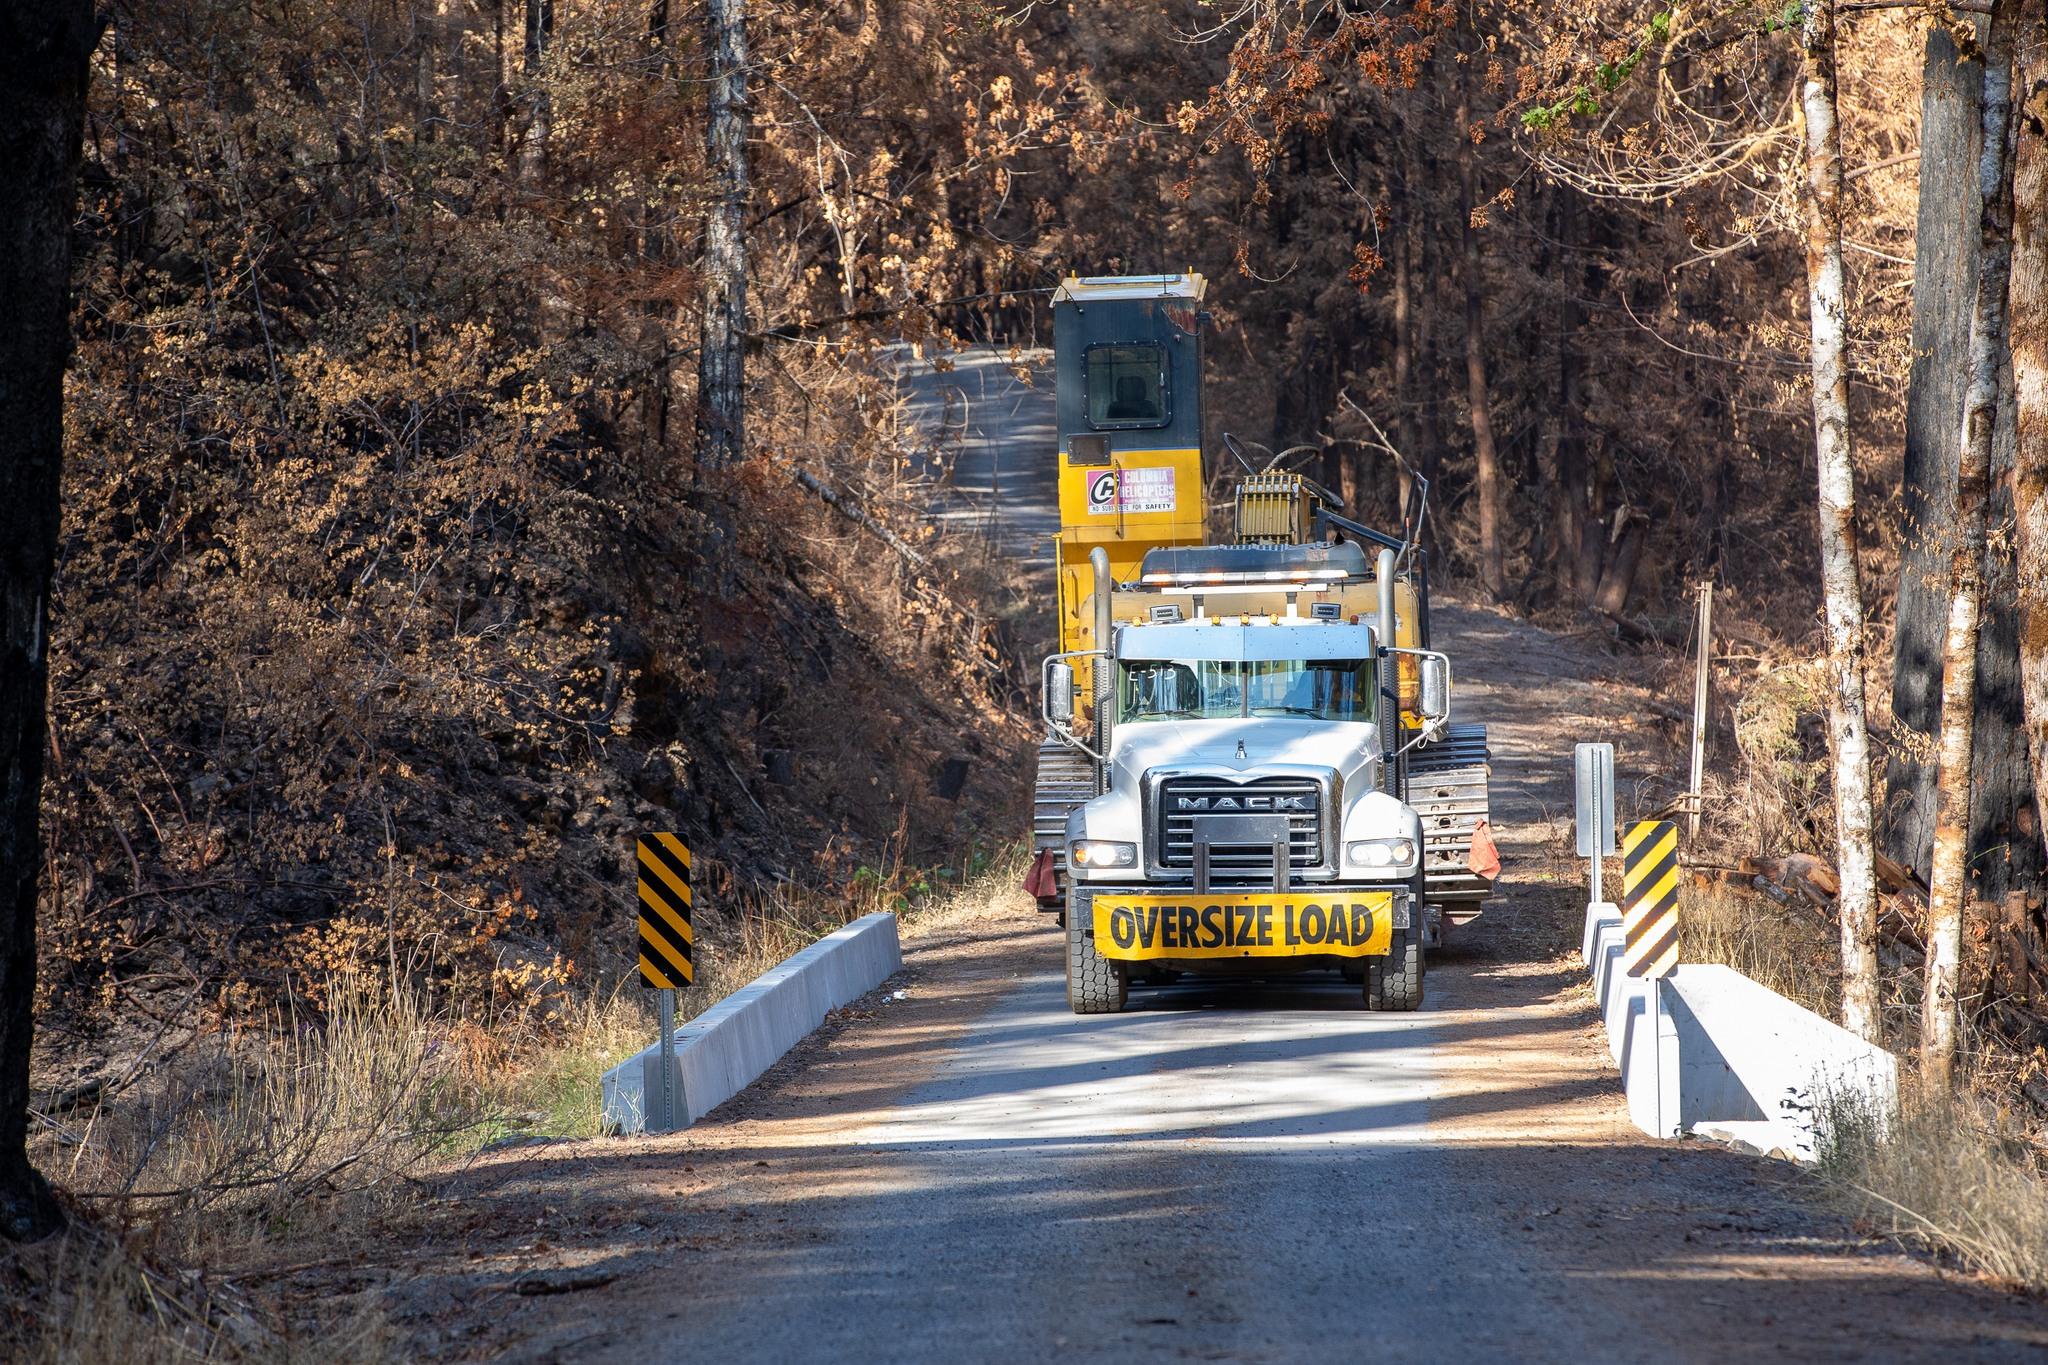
601,911 -> 903,1135
1580,901 -> 1897,1160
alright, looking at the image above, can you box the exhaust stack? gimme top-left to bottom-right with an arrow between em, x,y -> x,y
1091,547 -> 1114,758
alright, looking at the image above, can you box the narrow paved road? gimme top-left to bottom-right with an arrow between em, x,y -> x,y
391,602 -> 2048,1362
887,344 -> 1058,569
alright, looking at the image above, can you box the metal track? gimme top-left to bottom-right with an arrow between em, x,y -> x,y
1032,739 -> 1100,903
1406,722 -> 1492,918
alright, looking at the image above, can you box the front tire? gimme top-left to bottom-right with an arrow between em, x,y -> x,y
1365,928 -> 1424,1011
1066,890 -> 1128,1014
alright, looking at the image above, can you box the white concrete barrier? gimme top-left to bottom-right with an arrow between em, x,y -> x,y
601,911 -> 903,1135
1579,901 -> 1897,1160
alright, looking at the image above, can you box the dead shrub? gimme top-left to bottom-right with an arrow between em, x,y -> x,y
1678,879 -> 1838,1017
1726,658 -> 1836,860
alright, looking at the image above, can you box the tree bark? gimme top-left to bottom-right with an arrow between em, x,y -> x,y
0,0 -> 97,1244
1590,509 -> 1647,617
696,0 -> 751,468
1456,83 -> 1506,600
1890,18 -> 2047,913
1799,0 -> 1883,1043
1552,191 -> 1595,602
516,0 -> 550,185
1391,227 -> 1416,529
2013,0 -> 2048,870
1925,0 -> 2018,1088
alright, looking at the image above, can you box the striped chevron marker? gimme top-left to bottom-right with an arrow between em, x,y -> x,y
638,834 -> 695,988
1621,819 -> 1679,979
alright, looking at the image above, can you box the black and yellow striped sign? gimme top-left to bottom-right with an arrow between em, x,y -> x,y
1621,819 -> 1679,978
638,834 -> 694,988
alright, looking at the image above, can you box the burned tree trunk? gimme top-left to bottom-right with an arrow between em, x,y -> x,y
696,0 -> 751,468
1551,192 -> 1594,601
1456,82 -> 1506,601
2013,0 -> 2048,893
0,0 -> 97,1243
1925,0 -> 2017,1087
1891,19 -> 2048,917
1799,0 -> 1882,1043
1590,509 -> 1647,617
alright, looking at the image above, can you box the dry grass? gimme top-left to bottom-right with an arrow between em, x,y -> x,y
1678,879 -> 1839,1017
49,980 -> 481,1262
1819,1082 -> 2048,1294
18,842 -> 1037,1359
13,1230 -> 387,1365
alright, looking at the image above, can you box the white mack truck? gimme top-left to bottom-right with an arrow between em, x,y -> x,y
1028,274 -> 1492,1014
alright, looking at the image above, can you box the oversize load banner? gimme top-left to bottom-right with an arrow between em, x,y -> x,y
1091,892 -> 1394,961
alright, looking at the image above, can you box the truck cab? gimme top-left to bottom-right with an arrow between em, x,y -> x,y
1042,541 -> 1451,1013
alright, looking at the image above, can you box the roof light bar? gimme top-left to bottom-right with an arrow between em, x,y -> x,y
1138,567 -> 1352,586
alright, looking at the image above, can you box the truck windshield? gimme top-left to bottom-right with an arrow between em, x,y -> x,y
1118,659 -> 1375,723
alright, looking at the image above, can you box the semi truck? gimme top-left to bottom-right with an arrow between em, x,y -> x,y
1028,273 -> 1493,1014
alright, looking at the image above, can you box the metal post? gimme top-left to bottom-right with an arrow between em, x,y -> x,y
1688,581 -> 1713,841
1651,976 -> 1667,1138
656,986 -> 677,1132
1574,742 -> 1614,905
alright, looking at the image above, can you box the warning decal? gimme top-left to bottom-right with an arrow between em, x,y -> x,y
1091,891 -> 1394,961
1084,466 -> 1177,515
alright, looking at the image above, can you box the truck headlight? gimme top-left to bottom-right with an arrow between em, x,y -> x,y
1346,838 -> 1416,869
1070,840 -> 1137,868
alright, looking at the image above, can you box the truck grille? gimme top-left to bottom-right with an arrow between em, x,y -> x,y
1156,776 -> 1324,876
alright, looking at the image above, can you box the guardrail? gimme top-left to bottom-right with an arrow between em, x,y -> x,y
602,911 -> 903,1135
1573,747 -> 1898,1160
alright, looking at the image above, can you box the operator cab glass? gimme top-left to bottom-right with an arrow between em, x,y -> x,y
1085,343 -> 1170,429
1120,659 -> 1375,724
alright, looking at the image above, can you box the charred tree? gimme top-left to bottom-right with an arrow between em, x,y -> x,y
2013,0 -> 2048,895
1926,0 -> 2018,1086
0,0 -> 97,1243
696,0 -> 751,468
1799,0 -> 1882,1042
1891,19 -> 2048,913
1456,78 -> 1506,600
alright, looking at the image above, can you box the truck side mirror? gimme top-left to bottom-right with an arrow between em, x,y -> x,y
1419,656 -> 1449,722
1048,662 -> 1076,725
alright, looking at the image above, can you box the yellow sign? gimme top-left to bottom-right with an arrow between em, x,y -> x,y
1091,891 -> 1394,962
1621,819 -> 1679,979
638,834 -> 694,988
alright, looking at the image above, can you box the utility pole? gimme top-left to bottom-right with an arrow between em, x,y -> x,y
696,0 -> 750,468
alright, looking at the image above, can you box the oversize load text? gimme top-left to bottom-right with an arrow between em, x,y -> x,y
1092,896 -> 1392,960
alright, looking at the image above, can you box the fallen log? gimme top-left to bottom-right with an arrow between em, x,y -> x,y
791,466 -> 931,570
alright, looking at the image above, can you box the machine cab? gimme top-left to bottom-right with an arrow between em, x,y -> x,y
1051,274 -> 1210,703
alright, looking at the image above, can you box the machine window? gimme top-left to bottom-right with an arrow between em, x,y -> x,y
1119,659 -> 1374,724
1086,344 -> 1169,428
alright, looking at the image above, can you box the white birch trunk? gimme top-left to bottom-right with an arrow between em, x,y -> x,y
1799,0 -> 1883,1043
